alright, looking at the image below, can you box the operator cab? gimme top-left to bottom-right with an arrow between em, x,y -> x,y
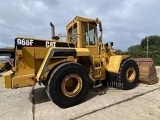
66,16 -> 101,48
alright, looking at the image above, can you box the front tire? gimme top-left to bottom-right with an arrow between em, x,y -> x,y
47,62 -> 90,108
118,59 -> 139,90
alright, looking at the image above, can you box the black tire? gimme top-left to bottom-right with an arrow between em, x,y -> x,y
42,62 -> 69,86
47,62 -> 90,108
118,59 -> 139,90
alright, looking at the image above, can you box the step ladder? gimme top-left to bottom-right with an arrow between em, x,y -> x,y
93,57 -> 102,79
92,58 -> 102,88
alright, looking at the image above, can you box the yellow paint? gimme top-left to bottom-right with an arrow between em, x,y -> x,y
2,70 -> 13,88
15,47 -> 35,76
108,55 -> 129,73
36,47 -> 53,80
12,74 -> 35,88
76,48 -> 89,56
100,65 -> 106,80
2,71 -> 35,88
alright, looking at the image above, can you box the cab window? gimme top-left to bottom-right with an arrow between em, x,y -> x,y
85,26 -> 95,45
68,24 -> 77,42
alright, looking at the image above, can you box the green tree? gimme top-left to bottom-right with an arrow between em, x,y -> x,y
125,35 -> 160,65
140,35 -> 160,50
125,45 -> 142,57
116,49 -> 125,55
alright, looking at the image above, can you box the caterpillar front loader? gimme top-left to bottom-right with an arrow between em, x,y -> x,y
2,16 -> 159,108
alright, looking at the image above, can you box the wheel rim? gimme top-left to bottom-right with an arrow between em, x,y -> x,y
61,73 -> 82,97
126,67 -> 136,82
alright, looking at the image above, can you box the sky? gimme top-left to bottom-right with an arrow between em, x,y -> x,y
0,0 -> 160,51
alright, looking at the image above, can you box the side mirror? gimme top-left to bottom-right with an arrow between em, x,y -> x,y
105,43 -> 108,47
110,42 -> 113,46
99,21 -> 103,32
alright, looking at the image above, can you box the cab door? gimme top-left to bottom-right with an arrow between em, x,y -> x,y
82,22 -> 99,59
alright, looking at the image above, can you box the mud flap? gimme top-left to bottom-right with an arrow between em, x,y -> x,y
132,58 -> 159,85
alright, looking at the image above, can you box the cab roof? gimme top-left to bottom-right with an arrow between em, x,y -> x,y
66,16 -> 98,29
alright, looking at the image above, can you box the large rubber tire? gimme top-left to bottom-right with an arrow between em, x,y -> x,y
47,62 -> 90,108
118,59 -> 139,90
42,62 -> 69,86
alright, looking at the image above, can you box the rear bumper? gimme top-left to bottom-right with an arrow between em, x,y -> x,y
2,70 -> 13,88
2,71 -> 36,88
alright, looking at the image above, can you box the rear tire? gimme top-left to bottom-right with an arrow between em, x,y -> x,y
47,62 -> 90,108
118,59 -> 139,90
42,62 -> 69,86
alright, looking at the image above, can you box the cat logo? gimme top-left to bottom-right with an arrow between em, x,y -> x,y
46,41 -> 56,48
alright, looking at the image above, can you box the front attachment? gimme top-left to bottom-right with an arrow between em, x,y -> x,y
132,58 -> 159,85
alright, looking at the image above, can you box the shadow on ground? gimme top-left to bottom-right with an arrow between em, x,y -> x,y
32,86 -> 109,104
33,87 -> 50,104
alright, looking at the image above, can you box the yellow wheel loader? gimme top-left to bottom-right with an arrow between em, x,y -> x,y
2,16 -> 159,108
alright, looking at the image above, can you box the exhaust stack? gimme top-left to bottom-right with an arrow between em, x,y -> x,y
50,22 -> 60,40
50,22 -> 55,40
